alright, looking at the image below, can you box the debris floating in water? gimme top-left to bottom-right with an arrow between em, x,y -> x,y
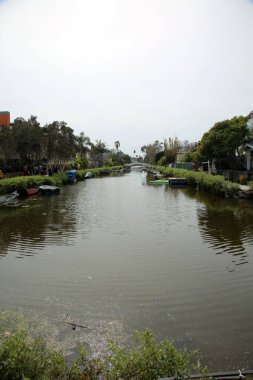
64,314 -> 88,330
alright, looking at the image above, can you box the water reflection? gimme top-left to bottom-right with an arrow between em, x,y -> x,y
194,192 -> 253,270
0,187 -> 80,259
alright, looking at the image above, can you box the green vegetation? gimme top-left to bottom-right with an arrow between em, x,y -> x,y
0,116 -> 132,173
0,312 -> 202,380
149,165 -> 240,197
142,114 -> 252,171
0,166 -> 124,195
198,116 -> 250,169
0,175 -> 64,195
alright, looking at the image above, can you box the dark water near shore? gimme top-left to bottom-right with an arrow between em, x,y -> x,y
0,169 -> 253,370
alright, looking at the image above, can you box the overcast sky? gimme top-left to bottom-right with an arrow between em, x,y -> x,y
0,0 -> 253,155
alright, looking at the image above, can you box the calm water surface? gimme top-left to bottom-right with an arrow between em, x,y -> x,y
0,169 -> 253,370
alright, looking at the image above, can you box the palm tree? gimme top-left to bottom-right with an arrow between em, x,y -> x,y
141,145 -> 147,153
92,139 -> 107,167
114,140 -> 120,151
77,132 -> 91,157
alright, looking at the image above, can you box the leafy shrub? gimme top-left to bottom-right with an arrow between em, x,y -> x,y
0,312 -> 203,380
248,180 -> 253,189
0,174 -> 66,195
148,165 -> 240,197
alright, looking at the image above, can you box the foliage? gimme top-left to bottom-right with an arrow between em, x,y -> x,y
157,155 -> 167,166
43,121 -> 77,169
198,116 -> 250,169
248,180 -> 253,189
0,166 -> 125,194
149,165 -> 240,197
183,151 -> 202,163
110,151 -> 131,165
143,141 -> 163,164
90,140 -> 107,167
76,132 -> 91,158
103,329 -> 198,380
162,137 -> 180,164
77,166 -> 123,179
74,156 -> 89,169
0,312 -> 202,380
144,138 -> 181,165
0,174 -> 66,194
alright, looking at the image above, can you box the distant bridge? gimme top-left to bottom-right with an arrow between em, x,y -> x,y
124,162 -> 145,168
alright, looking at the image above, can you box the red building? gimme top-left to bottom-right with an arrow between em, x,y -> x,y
0,111 -> 10,127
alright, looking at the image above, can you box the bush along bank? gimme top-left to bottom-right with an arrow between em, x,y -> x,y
0,166 -> 124,195
148,165 -> 240,198
0,312 -> 203,380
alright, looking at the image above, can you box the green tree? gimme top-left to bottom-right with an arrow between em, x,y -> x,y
42,121 -> 61,166
198,116 -> 249,169
76,132 -> 91,158
163,137 -> 181,164
57,122 -> 77,166
144,141 -> 163,164
110,150 -> 131,165
91,140 -> 107,167
43,121 -> 77,170
0,126 -> 15,164
12,116 -> 44,166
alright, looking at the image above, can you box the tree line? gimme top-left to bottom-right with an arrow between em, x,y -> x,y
141,114 -> 253,170
0,116 -> 131,172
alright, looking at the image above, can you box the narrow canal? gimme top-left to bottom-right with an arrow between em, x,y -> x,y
0,169 -> 253,370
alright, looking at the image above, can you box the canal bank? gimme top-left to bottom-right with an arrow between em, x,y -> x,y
0,165 -> 125,195
147,165 -> 253,198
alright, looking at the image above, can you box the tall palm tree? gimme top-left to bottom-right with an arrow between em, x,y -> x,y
114,140 -> 120,151
77,132 -> 91,157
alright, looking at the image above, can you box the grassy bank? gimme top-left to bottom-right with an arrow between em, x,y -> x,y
0,312 -> 201,380
149,165 -> 240,197
0,166 -> 124,195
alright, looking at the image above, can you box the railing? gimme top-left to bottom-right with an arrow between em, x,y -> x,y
159,370 -> 253,380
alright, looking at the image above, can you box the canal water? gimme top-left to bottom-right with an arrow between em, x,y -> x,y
0,169 -> 253,370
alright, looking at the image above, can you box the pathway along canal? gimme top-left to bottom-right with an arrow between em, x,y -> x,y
0,168 -> 253,370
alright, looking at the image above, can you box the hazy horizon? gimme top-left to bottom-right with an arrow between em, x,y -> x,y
1,0 -> 253,154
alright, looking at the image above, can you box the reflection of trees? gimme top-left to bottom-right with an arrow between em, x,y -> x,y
0,191 -> 79,259
196,194 -> 253,261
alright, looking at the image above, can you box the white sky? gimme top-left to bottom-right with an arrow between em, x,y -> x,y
0,0 -> 253,155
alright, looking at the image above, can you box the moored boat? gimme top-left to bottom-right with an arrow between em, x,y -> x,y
84,172 -> 94,179
167,177 -> 187,187
149,179 -> 169,184
0,190 -> 19,206
39,185 -> 60,194
26,188 -> 39,196
67,169 -> 77,183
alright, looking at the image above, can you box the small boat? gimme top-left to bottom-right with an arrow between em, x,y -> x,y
149,179 -> 169,184
26,188 -> 39,196
0,190 -> 19,206
168,177 -> 188,187
67,169 -> 77,183
39,185 -> 60,194
84,171 -> 94,179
